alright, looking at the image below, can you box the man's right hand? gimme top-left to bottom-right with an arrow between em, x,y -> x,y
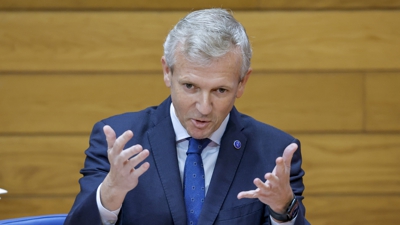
100,125 -> 150,211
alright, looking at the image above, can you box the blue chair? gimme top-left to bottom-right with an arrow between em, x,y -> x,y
0,214 -> 67,225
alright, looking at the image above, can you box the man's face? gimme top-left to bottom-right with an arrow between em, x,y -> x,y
161,51 -> 251,139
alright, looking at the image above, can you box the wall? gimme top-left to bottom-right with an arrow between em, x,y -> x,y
0,1 -> 399,224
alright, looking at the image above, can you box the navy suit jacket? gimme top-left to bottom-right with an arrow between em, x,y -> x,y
65,97 -> 310,225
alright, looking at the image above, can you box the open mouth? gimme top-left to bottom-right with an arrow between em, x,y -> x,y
191,119 -> 210,128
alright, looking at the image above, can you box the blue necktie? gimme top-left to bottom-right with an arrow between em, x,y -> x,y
184,138 -> 211,225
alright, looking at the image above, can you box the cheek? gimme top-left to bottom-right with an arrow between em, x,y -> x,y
172,93 -> 193,116
213,97 -> 236,116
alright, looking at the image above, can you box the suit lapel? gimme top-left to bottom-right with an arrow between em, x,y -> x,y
148,97 -> 187,225
147,100 -> 247,225
198,107 -> 247,225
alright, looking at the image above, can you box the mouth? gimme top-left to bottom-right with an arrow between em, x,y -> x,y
191,119 -> 210,129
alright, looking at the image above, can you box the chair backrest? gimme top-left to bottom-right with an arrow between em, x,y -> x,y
0,214 -> 67,225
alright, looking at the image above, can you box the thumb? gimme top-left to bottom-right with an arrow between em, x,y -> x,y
282,143 -> 298,167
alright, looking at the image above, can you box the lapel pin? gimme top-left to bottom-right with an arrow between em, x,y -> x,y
233,140 -> 241,149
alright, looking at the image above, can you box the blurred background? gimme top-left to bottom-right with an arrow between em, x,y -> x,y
0,1 -> 399,224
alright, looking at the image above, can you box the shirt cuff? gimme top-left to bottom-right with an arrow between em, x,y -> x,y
270,215 -> 297,225
96,183 -> 121,225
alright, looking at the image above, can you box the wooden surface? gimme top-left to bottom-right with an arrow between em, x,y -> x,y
0,197 -> 73,219
0,74 -> 169,133
0,5 -> 399,224
366,73 -> 400,131
1,133 -> 399,222
297,134 -> 400,194
237,73 -> 364,132
1,196 -> 399,224
0,73 -> 364,133
3,72 -> 399,133
1,0 -> 399,10
305,196 -> 400,225
0,0 -> 259,10
0,136 -> 85,195
1,11 -> 400,72
260,0 -> 400,9
1,134 -> 399,195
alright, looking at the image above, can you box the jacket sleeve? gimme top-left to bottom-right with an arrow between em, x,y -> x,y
290,139 -> 310,225
264,138 -> 310,225
64,121 -> 112,225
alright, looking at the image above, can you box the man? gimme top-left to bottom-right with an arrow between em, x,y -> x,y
65,8 -> 310,225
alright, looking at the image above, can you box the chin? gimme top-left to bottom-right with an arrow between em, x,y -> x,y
188,130 -> 210,140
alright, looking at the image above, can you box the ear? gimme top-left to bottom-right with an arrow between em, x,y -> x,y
236,68 -> 252,98
161,56 -> 172,88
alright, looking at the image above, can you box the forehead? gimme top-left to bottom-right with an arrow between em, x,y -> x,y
173,51 -> 242,81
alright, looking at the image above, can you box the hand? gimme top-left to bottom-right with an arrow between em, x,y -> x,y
237,143 -> 298,214
100,125 -> 150,211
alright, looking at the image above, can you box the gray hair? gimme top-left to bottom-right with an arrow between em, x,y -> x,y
163,8 -> 252,80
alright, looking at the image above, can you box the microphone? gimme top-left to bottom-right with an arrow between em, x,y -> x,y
0,188 -> 7,199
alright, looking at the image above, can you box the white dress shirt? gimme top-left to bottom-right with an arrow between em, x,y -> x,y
96,103 -> 295,225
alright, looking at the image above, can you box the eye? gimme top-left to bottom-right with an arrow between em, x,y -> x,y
184,83 -> 194,89
217,88 -> 227,93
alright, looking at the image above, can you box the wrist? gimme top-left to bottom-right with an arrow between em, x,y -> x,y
100,179 -> 127,211
268,196 -> 299,222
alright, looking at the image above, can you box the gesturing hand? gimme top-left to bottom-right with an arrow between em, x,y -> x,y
237,143 -> 298,214
100,125 -> 150,211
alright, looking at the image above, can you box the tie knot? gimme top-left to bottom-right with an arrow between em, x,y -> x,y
187,138 -> 211,155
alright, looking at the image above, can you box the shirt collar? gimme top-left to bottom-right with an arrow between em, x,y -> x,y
170,103 -> 229,145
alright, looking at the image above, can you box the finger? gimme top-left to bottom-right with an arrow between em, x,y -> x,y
282,143 -> 298,168
237,189 -> 258,199
132,161 -> 150,177
113,130 -> 134,155
103,125 -> 116,150
273,157 -> 285,177
127,149 -> 150,169
118,148 -> 149,177
265,173 -> 279,186
120,144 -> 144,162
272,143 -> 298,177
253,178 -> 271,191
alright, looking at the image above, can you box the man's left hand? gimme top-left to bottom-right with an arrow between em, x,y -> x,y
237,143 -> 298,214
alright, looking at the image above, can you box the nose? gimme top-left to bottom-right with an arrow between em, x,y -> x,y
196,92 -> 212,115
